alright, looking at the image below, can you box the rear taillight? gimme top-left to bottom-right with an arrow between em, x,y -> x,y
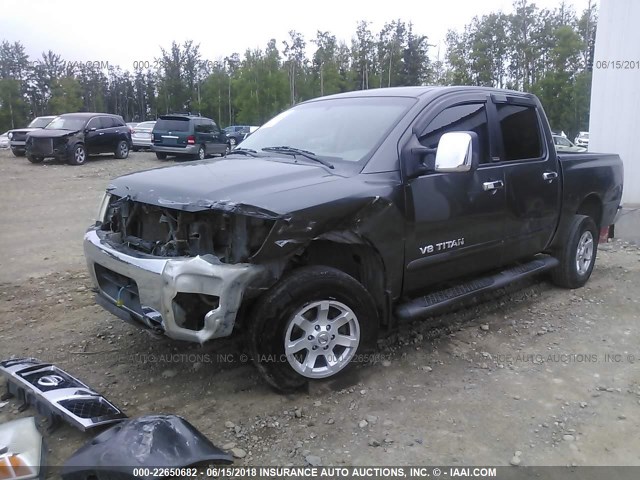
187,135 -> 195,144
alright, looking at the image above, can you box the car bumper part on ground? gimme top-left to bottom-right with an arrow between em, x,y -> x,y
83,227 -> 266,343
151,144 -> 198,155
0,358 -> 126,431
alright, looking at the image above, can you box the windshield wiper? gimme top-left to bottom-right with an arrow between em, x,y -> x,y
262,146 -> 334,169
227,147 -> 259,157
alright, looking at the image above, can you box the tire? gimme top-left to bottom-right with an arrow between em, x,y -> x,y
11,148 -> 25,157
27,154 -> 43,163
155,152 -> 167,160
194,145 -> 206,160
248,266 -> 378,392
114,140 -> 129,159
229,137 -> 237,147
67,144 -> 87,165
551,215 -> 598,289
224,143 -> 231,156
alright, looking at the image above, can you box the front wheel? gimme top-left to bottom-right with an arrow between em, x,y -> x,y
155,152 -> 167,160
27,154 -> 43,163
11,148 -> 25,157
248,266 -> 378,392
551,215 -> 598,288
67,144 -> 87,165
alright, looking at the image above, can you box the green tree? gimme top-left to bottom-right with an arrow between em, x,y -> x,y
48,76 -> 83,114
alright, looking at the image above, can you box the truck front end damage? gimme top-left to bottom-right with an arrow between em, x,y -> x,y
84,194 -> 275,343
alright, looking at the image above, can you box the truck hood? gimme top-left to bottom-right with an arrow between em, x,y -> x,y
28,129 -> 79,138
107,157 -> 346,218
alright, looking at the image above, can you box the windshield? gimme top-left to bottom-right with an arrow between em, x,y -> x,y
239,97 -> 415,162
45,117 -> 87,131
29,117 -> 54,128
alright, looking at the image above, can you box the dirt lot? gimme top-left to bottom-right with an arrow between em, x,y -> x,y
0,149 -> 639,477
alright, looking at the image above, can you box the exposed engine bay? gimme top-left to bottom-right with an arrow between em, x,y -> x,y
99,195 -> 275,263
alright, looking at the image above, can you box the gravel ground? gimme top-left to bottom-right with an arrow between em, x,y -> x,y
0,149 -> 639,478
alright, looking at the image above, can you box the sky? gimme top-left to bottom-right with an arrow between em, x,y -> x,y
0,0 -> 593,70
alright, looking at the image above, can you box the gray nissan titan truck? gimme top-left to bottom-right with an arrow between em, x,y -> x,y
83,86 -> 623,391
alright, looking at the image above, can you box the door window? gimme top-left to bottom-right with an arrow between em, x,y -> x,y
99,117 -> 116,129
194,121 -> 206,133
419,103 -> 490,163
496,104 -> 543,161
86,118 -> 100,130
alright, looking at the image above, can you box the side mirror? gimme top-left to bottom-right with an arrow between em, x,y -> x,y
434,132 -> 478,173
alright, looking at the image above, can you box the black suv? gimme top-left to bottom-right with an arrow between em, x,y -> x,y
152,115 -> 230,160
25,113 -> 132,165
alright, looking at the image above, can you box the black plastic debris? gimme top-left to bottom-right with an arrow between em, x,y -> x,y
61,415 -> 233,480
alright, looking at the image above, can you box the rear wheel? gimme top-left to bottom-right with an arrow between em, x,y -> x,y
67,144 -> 87,165
114,140 -> 129,159
27,154 -> 43,163
248,266 -> 378,392
551,215 -> 598,288
155,152 -> 167,160
11,148 -> 25,157
194,145 -> 206,160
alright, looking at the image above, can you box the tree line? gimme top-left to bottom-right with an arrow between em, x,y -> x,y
0,0 -> 596,139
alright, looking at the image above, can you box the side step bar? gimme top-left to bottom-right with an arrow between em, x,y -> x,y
395,255 -> 559,321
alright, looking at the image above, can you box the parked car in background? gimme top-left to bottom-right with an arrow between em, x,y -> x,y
152,115 -> 230,160
0,131 -> 9,149
575,131 -> 589,148
551,129 -> 567,139
8,116 -> 56,157
25,113 -> 132,165
224,125 -> 260,147
553,135 -> 586,153
131,121 -> 156,151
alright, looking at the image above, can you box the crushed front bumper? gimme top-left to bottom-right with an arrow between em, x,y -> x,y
84,227 -> 267,343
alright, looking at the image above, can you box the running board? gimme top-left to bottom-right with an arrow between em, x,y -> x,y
395,256 -> 559,321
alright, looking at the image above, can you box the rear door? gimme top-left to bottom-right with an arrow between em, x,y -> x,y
84,117 -> 103,153
403,95 -> 507,296
490,96 -> 561,262
99,116 -> 118,152
154,117 -> 191,148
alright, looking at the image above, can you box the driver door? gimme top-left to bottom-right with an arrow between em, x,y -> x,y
403,98 -> 506,296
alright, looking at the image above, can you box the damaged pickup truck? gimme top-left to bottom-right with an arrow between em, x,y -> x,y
84,86 -> 623,391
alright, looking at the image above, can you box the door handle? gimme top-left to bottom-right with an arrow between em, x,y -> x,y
99,132 -> 104,135
543,171 -> 558,181
483,180 -> 504,191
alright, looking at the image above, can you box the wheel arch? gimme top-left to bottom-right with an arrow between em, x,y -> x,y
576,194 -> 603,229
284,237 -> 391,331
